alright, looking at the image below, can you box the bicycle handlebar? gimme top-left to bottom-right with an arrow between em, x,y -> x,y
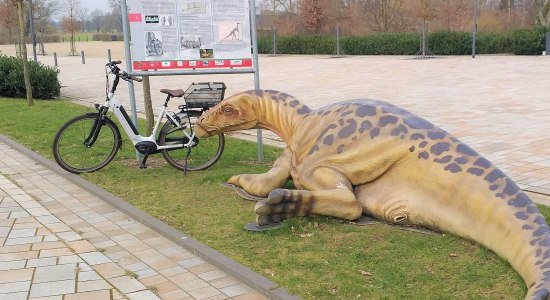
106,60 -> 122,67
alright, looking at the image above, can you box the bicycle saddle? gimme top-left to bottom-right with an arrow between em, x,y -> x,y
160,89 -> 184,98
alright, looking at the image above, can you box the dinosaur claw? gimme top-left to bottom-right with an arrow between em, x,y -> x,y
268,188 -> 286,204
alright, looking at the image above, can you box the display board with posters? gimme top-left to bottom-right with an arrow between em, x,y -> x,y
126,0 -> 253,71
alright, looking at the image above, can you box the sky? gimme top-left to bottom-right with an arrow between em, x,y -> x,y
81,0 -> 110,12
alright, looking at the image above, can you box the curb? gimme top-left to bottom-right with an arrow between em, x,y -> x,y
0,134 -> 300,300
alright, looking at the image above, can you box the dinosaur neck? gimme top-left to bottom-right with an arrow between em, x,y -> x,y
254,94 -> 309,144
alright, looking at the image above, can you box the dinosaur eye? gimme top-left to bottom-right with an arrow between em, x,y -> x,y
223,106 -> 234,115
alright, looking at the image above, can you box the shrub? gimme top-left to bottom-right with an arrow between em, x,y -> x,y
509,26 -> 547,55
257,26 -> 548,56
92,33 -> 124,41
0,55 -> 61,99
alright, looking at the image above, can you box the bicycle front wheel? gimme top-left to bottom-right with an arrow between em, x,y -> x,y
53,114 -> 121,174
159,118 -> 224,171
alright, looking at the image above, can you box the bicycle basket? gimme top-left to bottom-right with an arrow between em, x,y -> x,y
184,82 -> 226,109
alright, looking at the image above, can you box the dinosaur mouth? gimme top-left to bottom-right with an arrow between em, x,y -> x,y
195,123 -> 214,138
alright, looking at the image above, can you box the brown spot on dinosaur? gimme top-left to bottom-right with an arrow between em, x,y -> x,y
196,90 -> 550,299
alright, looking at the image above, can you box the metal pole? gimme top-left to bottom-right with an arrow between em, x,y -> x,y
28,0 -> 37,62
472,0 -> 478,58
53,52 -> 57,67
121,0 -> 141,160
108,49 -> 112,62
336,22 -> 340,56
81,51 -> 85,64
250,0 -> 263,161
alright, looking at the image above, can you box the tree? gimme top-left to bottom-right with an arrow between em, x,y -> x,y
33,0 -> 58,55
535,0 -> 550,25
361,0 -> 405,33
90,9 -> 104,32
0,0 -> 18,37
12,0 -> 33,105
61,0 -> 83,55
300,0 -> 326,33
108,0 -> 122,32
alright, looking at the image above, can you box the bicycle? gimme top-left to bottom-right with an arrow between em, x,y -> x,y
52,60 -> 225,174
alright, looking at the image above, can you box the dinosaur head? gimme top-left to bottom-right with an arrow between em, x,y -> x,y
195,91 -> 260,138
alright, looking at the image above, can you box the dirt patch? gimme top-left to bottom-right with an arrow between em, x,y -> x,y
118,157 -> 169,169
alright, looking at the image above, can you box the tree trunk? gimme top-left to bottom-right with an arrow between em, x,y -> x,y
16,1 -> 33,106
142,76 -> 155,136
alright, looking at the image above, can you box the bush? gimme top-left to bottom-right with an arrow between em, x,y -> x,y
258,26 -> 548,56
0,55 -> 61,99
92,33 -> 124,41
509,26 -> 547,55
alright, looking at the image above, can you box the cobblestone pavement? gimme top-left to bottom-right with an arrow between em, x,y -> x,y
0,141 -> 266,300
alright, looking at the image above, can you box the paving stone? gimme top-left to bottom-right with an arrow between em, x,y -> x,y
232,292 -> 269,300
67,240 -> 95,253
187,286 -> 222,300
7,228 -> 36,238
0,281 -> 31,293
4,236 -> 42,246
33,263 -> 77,283
159,289 -> 191,300
77,270 -> 102,282
64,289 -> 111,300
57,231 -> 83,242
0,269 -> 33,283
77,279 -> 112,293
31,241 -> 64,251
126,289 -> 161,300
0,250 -> 38,261
39,247 -> 73,258
0,260 -> 26,270
29,279 -> 75,298
26,257 -> 57,268
79,251 -> 112,265
92,262 -> 126,279
0,244 -> 31,254
109,276 -> 146,294
0,292 -> 27,300
220,284 -> 251,297
58,254 -> 84,264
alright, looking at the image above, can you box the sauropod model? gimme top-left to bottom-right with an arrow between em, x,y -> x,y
195,90 -> 550,299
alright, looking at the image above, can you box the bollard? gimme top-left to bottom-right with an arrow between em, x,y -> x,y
81,51 -> 85,64
108,49 -> 112,62
54,52 -> 57,67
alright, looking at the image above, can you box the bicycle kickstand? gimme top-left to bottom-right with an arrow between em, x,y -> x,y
139,151 -> 150,169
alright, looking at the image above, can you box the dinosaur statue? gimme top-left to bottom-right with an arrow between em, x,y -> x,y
195,90 -> 550,299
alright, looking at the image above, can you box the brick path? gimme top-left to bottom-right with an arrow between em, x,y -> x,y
29,53 -> 549,196
0,140 -> 266,300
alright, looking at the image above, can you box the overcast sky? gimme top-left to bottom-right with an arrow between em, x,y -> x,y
81,0 -> 110,12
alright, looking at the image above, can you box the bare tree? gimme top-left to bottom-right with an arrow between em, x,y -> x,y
61,0 -> 82,55
108,0 -> 122,32
12,0 -> 33,105
90,9 -> 104,32
361,0 -> 406,33
535,0 -> 550,25
33,0 -> 58,55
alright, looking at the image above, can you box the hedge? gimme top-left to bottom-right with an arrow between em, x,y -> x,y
0,55 -> 61,99
258,26 -> 548,56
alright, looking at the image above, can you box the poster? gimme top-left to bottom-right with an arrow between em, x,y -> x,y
127,0 -> 253,71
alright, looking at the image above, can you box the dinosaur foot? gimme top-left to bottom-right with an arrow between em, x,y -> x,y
350,216 -> 442,236
244,222 -> 285,232
221,182 -> 267,202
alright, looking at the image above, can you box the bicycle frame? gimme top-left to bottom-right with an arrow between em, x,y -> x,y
102,91 -> 196,151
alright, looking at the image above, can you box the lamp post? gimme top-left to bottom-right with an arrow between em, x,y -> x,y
28,0 -> 38,62
472,0 -> 478,58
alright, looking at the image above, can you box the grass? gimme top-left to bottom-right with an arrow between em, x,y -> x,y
1,97 -> 549,299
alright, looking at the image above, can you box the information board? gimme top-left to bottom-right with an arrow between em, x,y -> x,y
127,0 -> 253,71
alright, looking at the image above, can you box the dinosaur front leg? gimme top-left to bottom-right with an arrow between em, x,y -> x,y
228,147 -> 292,197
254,167 -> 363,225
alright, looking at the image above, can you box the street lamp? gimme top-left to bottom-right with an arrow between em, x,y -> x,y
472,0 -> 478,58
28,0 -> 37,62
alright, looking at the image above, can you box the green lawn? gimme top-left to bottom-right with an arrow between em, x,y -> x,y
1,97 -> 546,299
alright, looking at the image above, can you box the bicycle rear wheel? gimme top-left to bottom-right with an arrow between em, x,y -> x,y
53,114 -> 121,174
159,117 -> 224,171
